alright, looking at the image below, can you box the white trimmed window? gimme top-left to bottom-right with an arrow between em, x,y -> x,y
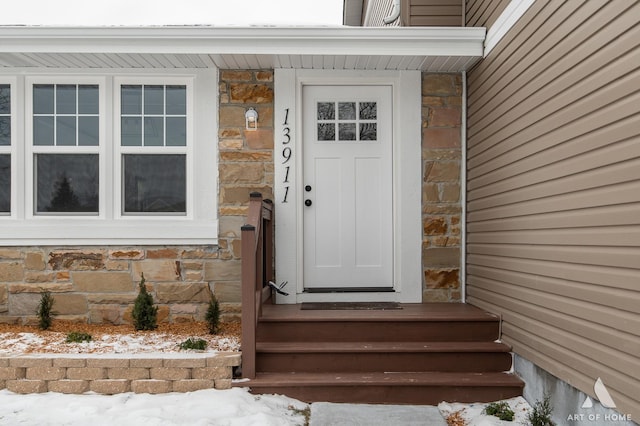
0,70 -> 217,245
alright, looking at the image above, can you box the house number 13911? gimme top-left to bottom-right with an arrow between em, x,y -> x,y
282,108 -> 291,203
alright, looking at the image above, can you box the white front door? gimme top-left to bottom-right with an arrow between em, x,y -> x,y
302,85 -> 393,290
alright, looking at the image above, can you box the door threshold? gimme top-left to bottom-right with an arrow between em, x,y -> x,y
304,287 -> 395,293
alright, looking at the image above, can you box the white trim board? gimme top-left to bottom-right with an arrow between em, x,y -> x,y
0,26 -> 485,73
484,0 -> 536,56
273,69 -> 422,304
0,26 -> 485,57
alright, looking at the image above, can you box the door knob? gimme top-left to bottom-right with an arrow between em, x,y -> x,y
305,199 -> 312,207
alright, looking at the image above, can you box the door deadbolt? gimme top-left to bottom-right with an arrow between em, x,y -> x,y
305,185 -> 312,192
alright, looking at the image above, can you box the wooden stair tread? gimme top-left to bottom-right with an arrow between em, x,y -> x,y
242,372 -> 525,388
256,341 -> 512,353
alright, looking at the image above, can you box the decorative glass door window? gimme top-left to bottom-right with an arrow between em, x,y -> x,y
316,101 -> 377,142
32,84 -> 100,214
119,84 -> 187,215
0,84 -> 10,214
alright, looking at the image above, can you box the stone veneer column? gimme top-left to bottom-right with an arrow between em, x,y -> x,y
421,74 -> 463,302
214,70 -> 274,311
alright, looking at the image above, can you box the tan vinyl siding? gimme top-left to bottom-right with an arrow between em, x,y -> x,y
465,0 -> 509,27
466,0 -> 640,420
402,0 -> 464,27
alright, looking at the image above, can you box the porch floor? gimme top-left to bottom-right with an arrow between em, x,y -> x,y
259,302 -> 499,322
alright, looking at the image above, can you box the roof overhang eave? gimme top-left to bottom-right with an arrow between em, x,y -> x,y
0,26 -> 485,56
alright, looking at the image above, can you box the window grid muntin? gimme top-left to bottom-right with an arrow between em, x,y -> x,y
32,84 -> 99,147
316,100 -> 378,142
120,84 -> 187,147
0,84 -> 10,146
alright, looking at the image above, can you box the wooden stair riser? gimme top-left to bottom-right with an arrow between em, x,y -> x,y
245,382 -> 523,405
256,321 -> 499,343
256,351 -> 513,373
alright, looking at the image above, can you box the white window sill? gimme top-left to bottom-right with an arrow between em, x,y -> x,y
0,219 -> 218,245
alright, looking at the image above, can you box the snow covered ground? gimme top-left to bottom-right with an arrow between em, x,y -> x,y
0,388 -> 308,426
0,388 -> 532,426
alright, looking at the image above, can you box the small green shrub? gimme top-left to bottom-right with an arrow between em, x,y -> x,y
205,293 -> 221,334
132,273 -> 158,331
179,338 -> 208,351
66,332 -> 92,343
36,291 -> 55,330
484,401 -> 515,421
527,395 -> 555,426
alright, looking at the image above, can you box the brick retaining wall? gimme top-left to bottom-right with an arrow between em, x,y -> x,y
0,352 -> 240,394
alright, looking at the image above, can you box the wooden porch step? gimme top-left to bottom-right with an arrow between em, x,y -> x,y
257,303 -> 501,342
239,371 -> 524,404
256,341 -> 513,373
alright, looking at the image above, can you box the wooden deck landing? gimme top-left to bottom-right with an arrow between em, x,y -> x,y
260,302 -> 500,322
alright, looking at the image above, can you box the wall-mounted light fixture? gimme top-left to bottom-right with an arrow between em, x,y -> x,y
245,107 -> 258,131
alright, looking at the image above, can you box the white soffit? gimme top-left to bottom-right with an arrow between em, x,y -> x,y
0,26 -> 485,72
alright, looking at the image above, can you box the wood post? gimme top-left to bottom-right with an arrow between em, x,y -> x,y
240,192 -> 274,379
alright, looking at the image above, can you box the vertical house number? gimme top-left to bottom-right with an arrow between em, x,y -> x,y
281,108 -> 291,203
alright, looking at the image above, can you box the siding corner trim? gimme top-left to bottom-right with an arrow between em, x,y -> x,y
484,0 -> 535,56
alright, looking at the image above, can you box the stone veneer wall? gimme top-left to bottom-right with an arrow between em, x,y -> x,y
0,247 -> 232,325
421,74 -> 463,302
216,70 -> 275,303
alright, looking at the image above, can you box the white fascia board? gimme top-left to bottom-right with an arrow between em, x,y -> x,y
0,26 -> 485,57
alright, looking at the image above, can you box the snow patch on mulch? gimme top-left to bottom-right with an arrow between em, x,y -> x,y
0,331 -> 239,354
0,321 -> 240,354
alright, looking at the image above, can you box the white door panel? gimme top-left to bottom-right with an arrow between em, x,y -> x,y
303,85 -> 393,289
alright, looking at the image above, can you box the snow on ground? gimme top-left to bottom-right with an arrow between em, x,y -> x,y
0,388 -> 309,426
0,387 -> 532,426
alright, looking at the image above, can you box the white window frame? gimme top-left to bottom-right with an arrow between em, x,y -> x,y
0,69 -> 218,245
26,76 -> 107,219
114,77 -> 194,220
0,77 -> 17,219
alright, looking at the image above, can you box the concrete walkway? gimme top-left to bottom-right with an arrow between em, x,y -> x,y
310,402 -> 447,426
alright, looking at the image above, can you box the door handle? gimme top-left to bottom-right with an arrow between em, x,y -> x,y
305,199 -> 312,207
